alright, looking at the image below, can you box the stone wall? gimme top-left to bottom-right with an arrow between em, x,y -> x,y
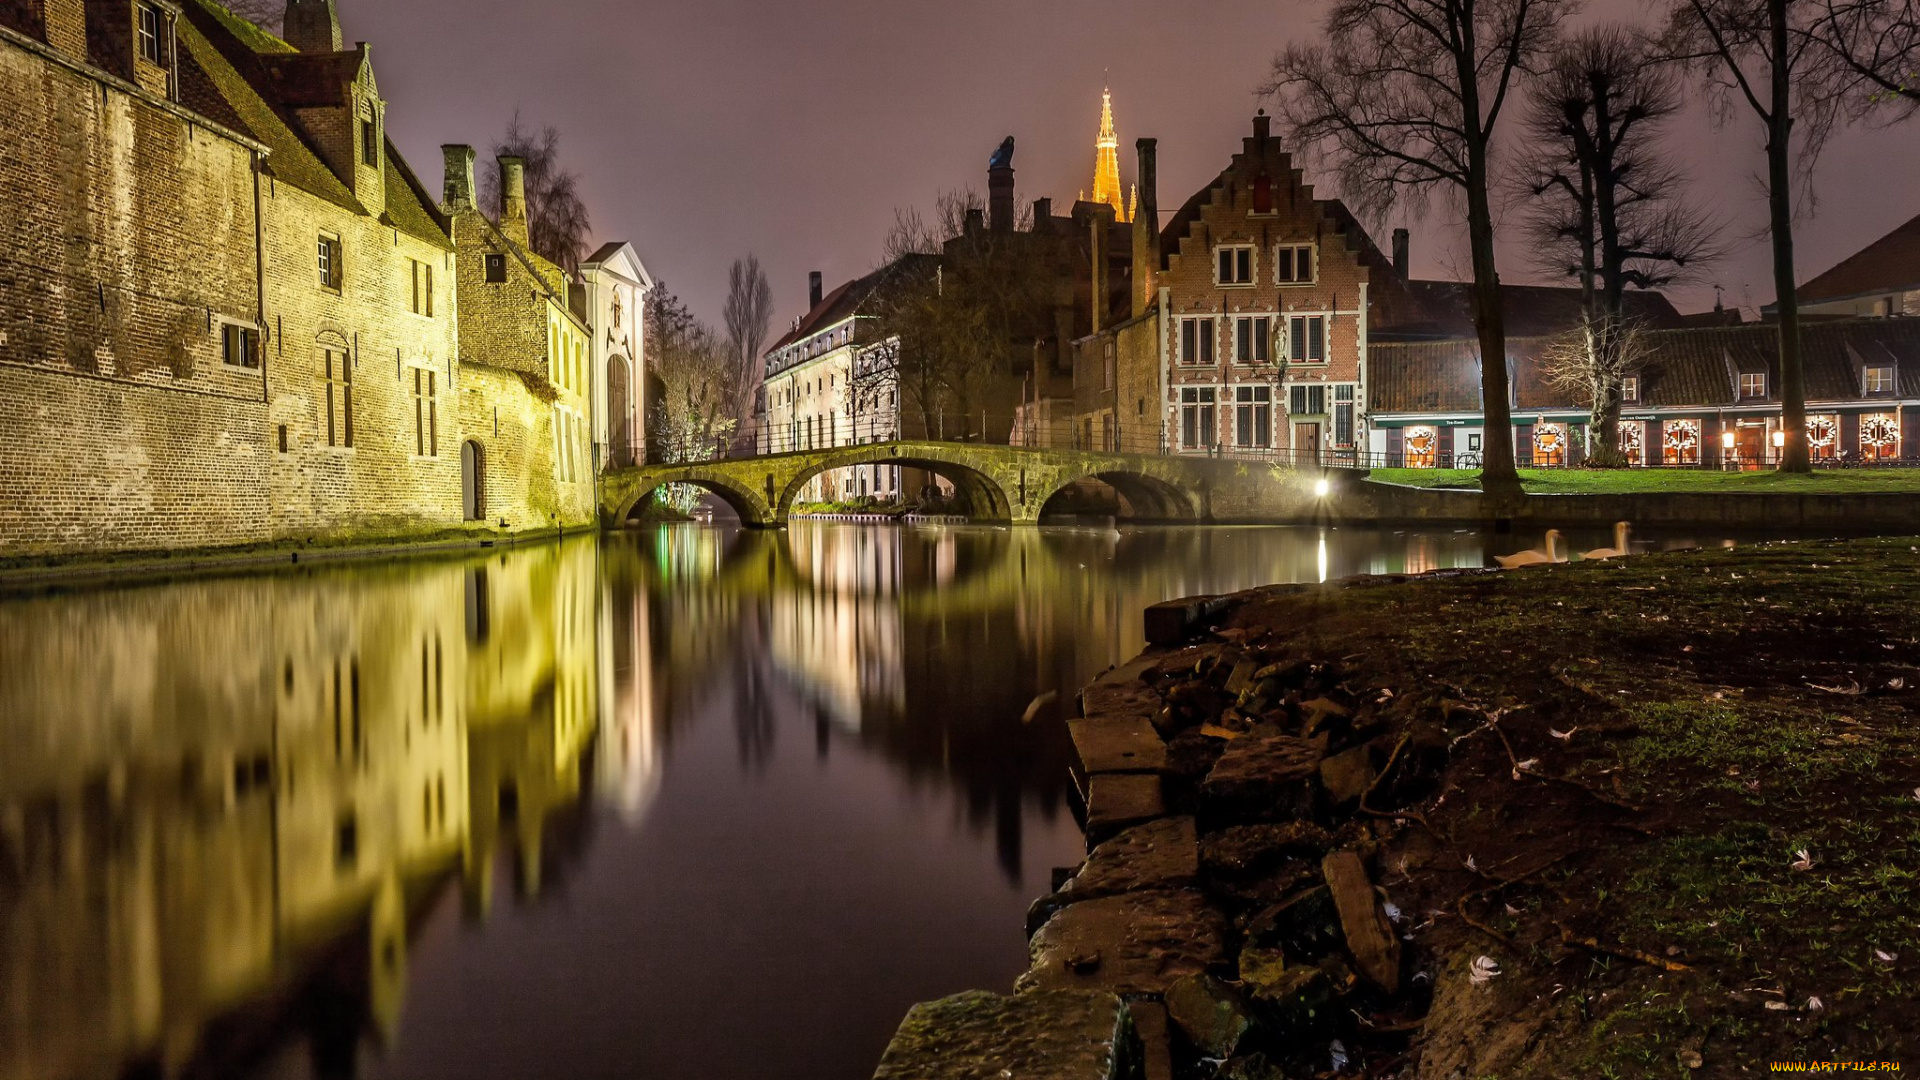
0,27 -> 271,557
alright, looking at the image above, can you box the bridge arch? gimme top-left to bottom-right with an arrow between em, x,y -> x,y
608,466 -> 777,527
1037,469 -> 1201,522
776,444 -> 1015,523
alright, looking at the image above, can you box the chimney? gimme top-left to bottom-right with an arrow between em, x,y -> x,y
1131,138 -> 1160,319
498,155 -> 528,246
1032,198 -> 1052,231
283,0 -> 343,53
442,145 -> 475,211
1391,228 -> 1410,281
965,207 -> 985,236
1253,110 -> 1271,145
988,136 -> 1016,233
808,271 -> 823,310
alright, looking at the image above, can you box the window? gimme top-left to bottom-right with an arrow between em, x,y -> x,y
1287,315 -> 1326,363
1102,340 -> 1116,390
1276,244 -> 1315,284
412,368 -> 437,457
222,323 -> 259,368
1179,317 -> 1215,365
1739,372 -> 1767,399
1621,375 -> 1640,403
484,253 -> 507,283
1288,384 -> 1327,416
1533,423 -> 1568,466
1179,387 -> 1218,449
1404,426 -> 1438,468
317,234 -> 341,290
1233,385 -> 1272,447
361,116 -> 379,167
322,348 -> 353,448
1234,316 -> 1271,365
410,260 -> 433,316
1865,365 -> 1895,394
137,3 -> 164,65
1215,245 -> 1255,286
1333,384 -> 1355,447
1862,413 -> 1901,460
1662,419 -> 1700,465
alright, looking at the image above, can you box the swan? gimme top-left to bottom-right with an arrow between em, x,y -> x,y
1582,521 -> 1633,560
1494,529 -> 1565,569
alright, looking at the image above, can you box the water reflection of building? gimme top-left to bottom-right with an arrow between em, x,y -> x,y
0,539 -> 605,1080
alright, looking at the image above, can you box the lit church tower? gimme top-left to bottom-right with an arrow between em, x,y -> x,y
1086,89 -> 1132,223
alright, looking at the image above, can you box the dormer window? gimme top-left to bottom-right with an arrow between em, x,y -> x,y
1621,375 -> 1640,403
1739,372 -> 1767,399
137,3 -> 163,65
1865,364 -> 1895,395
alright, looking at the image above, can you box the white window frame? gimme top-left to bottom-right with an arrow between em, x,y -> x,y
1214,245 -> 1256,287
137,3 -> 163,65
1865,365 -> 1895,394
1620,374 -> 1640,403
1275,243 -> 1316,285
1178,316 -> 1216,366
1739,372 -> 1767,399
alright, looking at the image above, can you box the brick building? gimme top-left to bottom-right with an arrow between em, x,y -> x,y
0,0 -> 624,558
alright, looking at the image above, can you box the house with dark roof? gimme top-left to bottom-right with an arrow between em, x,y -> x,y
1773,210 -> 1920,319
1367,319 -> 1920,467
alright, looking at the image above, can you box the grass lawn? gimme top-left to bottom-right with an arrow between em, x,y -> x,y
1369,466 -> 1920,494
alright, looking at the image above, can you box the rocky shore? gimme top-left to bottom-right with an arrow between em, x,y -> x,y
873,537 -> 1920,1079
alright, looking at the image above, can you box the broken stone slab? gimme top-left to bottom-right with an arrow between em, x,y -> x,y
1069,714 -> 1168,776
1242,884 -> 1346,961
1084,773 -> 1165,846
1019,888 -> 1232,996
1318,743 -> 1375,807
1239,960 -> 1338,1042
1200,733 -> 1322,823
1128,1000 -> 1176,1080
1200,822 -> 1337,880
1060,816 -> 1198,900
1144,595 -> 1236,646
1164,973 -> 1251,1059
1322,850 -> 1402,993
872,989 -> 1133,1080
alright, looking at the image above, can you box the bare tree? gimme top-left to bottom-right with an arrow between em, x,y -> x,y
1803,0 -> 1920,111
1263,0 -> 1571,495
1540,317 -> 1659,458
1518,26 -> 1720,465
723,255 -> 775,434
1663,0 -> 1848,472
646,284 -> 746,487
481,113 -> 593,275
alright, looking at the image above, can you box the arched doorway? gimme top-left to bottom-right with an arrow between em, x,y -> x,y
461,440 -> 486,521
608,355 -> 636,468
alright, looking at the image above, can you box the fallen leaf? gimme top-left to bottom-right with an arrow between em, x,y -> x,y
1808,680 -> 1866,695
1464,854 -> 1479,873
1679,1049 -> 1704,1069
1470,955 -> 1501,985
1875,948 -> 1898,963
1791,848 -> 1814,871
1807,996 -> 1824,1012
1765,1000 -> 1791,1011
1550,726 -> 1577,741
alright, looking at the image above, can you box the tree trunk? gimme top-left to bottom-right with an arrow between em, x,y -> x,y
1770,0 -> 1811,472
1466,151 -> 1520,494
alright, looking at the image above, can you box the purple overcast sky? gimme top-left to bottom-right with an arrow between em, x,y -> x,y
338,0 -> 1920,330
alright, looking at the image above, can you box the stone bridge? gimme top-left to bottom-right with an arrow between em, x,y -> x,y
599,441 -> 1351,527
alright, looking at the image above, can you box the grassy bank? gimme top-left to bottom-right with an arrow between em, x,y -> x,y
1369,466 -> 1920,494
1195,538 -> 1920,1075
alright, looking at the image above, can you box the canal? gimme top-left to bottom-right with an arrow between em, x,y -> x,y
0,521 -> 1702,1079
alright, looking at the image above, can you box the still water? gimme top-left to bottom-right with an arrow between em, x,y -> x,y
2,522 -> 1659,1080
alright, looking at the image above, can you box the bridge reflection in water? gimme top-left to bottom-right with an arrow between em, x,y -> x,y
0,524 -> 1492,1080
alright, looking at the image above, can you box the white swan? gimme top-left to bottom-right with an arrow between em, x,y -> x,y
1583,521 -> 1633,560
1495,529 -> 1565,569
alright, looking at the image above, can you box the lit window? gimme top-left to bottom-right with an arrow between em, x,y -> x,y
1179,317 -> 1215,366
222,323 -> 259,368
1739,372 -> 1767,399
1275,244 -> 1315,284
1862,413 -> 1901,460
1662,419 -> 1700,465
1403,426 -> 1437,468
1234,316 -> 1271,365
1287,315 -> 1326,363
1865,365 -> 1895,394
1215,245 -> 1255,286
137,3 -> 164,66
1621,375 -> 1640,402
1533,423 -> 1568,466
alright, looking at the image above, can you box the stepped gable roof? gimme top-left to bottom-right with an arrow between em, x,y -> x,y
176,0 -> 450,249
1371,318 -> 1920,416
1792,210 -> 1920,306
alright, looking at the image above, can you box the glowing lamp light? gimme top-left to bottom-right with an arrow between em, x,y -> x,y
1721,430 -> 1736,449
1772,430 -> 1786,448
1314,477 -> 1331,498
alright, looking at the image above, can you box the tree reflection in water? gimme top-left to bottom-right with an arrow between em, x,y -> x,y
0,523 -> 1497,1080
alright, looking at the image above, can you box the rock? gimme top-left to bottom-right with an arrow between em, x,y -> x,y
1070,714 -> 1168,775
1239,961 -> 1337,1039
1127,1000 -> 1176,1080
872,989 -> 1132,1079
1224,660 -> 1256,696
1163,973 -> 1251,1059
1084,774 -> 1165,845
1217,1053 -> 1286,1080
1060,817 -> 1198,900
1201,822 -> 1337,879
1200,734 -> 1322,823
1243,885 -> 1346,961
1237,942 -> 1287,989
1318,743 -> 1375,807
1144,595 -> 1235,645
1164,730 -> 1228,785
1322,850 -> 1402,993
1020,889 -> 1231,996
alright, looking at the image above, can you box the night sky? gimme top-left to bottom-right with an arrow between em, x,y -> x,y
344,0 -> 1920,329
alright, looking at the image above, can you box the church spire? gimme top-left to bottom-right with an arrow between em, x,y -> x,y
1091,89 -> 1129,223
